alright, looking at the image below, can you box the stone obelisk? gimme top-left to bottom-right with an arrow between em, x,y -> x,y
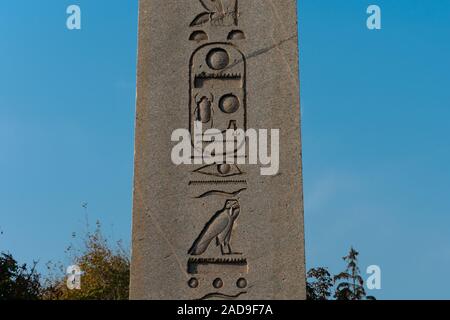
130,0 -> 306,300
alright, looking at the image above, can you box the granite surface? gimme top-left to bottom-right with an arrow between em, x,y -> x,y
130,0 -> 306,300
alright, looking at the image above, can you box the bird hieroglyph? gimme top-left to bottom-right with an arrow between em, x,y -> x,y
189,199 -> 241,256
186,0 -> 249,299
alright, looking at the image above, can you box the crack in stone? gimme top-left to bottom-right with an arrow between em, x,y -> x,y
245,35 -> 296,61
268,0 -> 299,88
219,35 -> 296,74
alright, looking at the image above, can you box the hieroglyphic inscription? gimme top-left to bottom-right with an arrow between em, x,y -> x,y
187,0 -> 248,299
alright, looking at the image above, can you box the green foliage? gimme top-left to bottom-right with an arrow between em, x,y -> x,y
334,247 -> 366,300
1,223 -> 374,301
306,267 -> 333,300
307,247 -> 376,301
41,221 -> 130,300
0,253 -> 41,300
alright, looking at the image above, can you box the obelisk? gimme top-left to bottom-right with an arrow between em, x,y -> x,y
130,0 -> 306,300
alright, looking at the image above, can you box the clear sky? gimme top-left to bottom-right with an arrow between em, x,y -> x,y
1,0 -> 450,300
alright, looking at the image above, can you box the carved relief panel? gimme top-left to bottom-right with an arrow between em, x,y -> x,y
187,0 -> 249,300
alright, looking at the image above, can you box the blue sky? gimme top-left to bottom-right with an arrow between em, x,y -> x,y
1,0 -> 450,299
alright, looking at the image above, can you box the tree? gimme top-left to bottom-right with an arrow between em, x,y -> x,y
333,247 -> 367,300
41,221 -> 130,300
0,252 -> 41,300
306,267 -> 333,300
306,247 -> 376,300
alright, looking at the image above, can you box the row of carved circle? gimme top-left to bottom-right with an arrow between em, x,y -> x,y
188,277 -> 247,289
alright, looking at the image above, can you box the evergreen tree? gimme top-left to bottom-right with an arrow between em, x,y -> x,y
333,247 -> 367,300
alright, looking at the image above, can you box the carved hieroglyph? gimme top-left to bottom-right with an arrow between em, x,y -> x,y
187,0 -> 250,300
131,0 -> 306,300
